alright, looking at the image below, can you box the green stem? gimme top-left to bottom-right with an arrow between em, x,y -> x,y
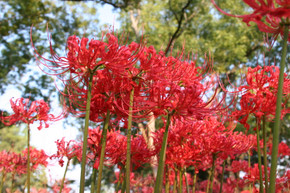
59,159 -> 70,193
192,170 -> 197,193
262,115 -> 268,193
125,88 -> 134,193
90,168 -> 97,193
179,168 -> 182,193
0,171 -> 5,192
269,24 -> 289,193
121,173 -> 126,193
219,160 -> 226,193
248,151 -> 252,193
11,172 -> 15,193
80,72 -> 94,193
209,153 -> 217,193
27,124 -> 31,193
165,167 -> 170,193
173,168 -> 178,193
154,112 -> 173,193
115,173 -> 121,193
91,167 -> 97,193
256,118 -> 264,193
96,109 -> 111,193
184,170 -> 189,193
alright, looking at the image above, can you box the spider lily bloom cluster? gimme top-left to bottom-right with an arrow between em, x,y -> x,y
233,65 -> 290,129
0,98 -> 62,130
0,98 -> 63,193
211,0 -> 290,45
32,30 -> 224,192
1,21 -> 289,192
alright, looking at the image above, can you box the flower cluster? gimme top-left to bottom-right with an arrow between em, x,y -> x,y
211,0 -> 290,44
1,98 -> 63,130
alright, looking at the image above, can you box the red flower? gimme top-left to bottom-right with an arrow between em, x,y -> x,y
1,98 -> 63,130
268,141 -> 290,157
50,138 -> 82,167
22,147 -> 48,171
233,65 -> 290,129
211,0 -> 290,44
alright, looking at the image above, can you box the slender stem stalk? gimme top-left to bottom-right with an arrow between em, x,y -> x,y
11,172 -> 15,193
90,168 -> 97,193
27,124 -> 31,193
165,167 -> 169,193
173,168 -> 178,193
59,159 -> 70,193
115,175 -> 121,193
121,173 -> 126,193
0,171 -> 5,192
96,109 -> 111,193
192,170 -> 197,193
269,24 -> 289,193
184,170 -> 189,193
125,88 -> 134,193
219,160 -> 226,193
262,115 -> 268,193
256,119 -> 264,193
154,112 -> 173,193
179,168 -> 182,193
80,72 -> 94,193
248,151 -> 252,193
206,173 -> 210,193
209,154 -> 217,193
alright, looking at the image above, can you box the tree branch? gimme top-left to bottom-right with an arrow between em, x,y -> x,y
165,0 -> 193,55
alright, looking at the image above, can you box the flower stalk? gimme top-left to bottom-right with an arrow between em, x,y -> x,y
262,115 -> 268,193
256,119 -> 264,193
184,170 -> 189,193
192,170 -> 197,193
179,168 -> 183,193
96,109 -> 111,193
219,160 -> 226,193
79,71 -> 94,193
90,168 -> 97,193
269,25 -> 289,193
154,111 -> 173,193
209,153 -> 217,193
125,88 -> 135,193
59,159 -> 70,193
27,124 -> 31,193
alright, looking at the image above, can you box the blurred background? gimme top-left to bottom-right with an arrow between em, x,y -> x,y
0,0 -> 288,192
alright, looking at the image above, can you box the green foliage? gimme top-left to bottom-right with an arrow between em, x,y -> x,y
0,126 -> 26,153
0,0 -> 99,100
118,0 -> 263,64
0,126 -> 47,191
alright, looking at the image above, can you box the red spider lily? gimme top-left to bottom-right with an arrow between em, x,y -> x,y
268,141 -> 290,157
228,160 -> 249,173
22,148 -> 48,171
243,163 -> 270,184
0,150 -> 26,175
233,65 -> 290,129
211,0 -> 290,44
153,119 -> 204,169
30,188 -> 49,193
50,138 -> 82,167
0,98 -> 63,130
275,170 -> 290,193
117,172 -> 155,193
194,117 -> 253,159
32,32 -> 140,78
145,54 -> 222,120
0,148 -> 48,175
51,179 -> 72,193
88,127 -> 154,169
